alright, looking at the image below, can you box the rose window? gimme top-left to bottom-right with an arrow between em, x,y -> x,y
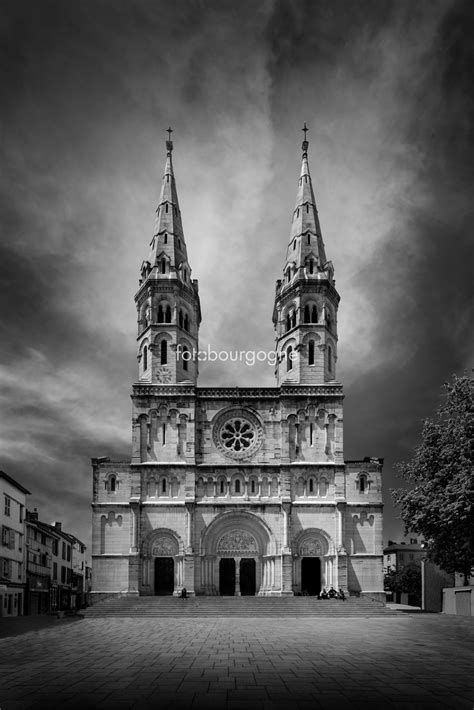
213,408 -> 263,460
221,418 -> 255,452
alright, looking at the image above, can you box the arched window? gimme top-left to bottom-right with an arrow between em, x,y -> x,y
320,478 -> 328,496
309,478 -> 314,493
179,310 -> 183,328
161,340 -> 167,365
304,305 -> 310,323
286,314 -> 291,332
183,347 -> 189,372
184,314 -> 189,331
109,475 -> 116,493
308,340 -> 315,366
311,305 -> 317,323
143,346 -> 148,371
309,260 -> 314,275
291,311 -> 296,328
161,258 -> 166,274
251,479 -> 256,494
162,478 -> 167,493
162,423 -> 166,445
287,346 -> 293,371
220,479 -> 225,494
157,305 -> 164,323
359,475 -> 367,493
328,345 -> 333,373
165,305 -> 171,323
235,479 -> 241,494
310,422 -> 314,446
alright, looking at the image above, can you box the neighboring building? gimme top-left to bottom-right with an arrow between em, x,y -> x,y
25,509 -> 57,614
383,539 -> 424,573
92,132 -> 385,600
0,471 -> 29,616
62,532 -> 88,609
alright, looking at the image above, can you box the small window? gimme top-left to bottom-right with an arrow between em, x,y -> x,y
311,305 -> 317,323
293,240 -> 296,250
220,479 -> 225,494
308,340 -> 315,366
162,478 -> 167,493
143,346 -> 148,371
183,347 -> 189,372
309,260 -> 314,275
286,314 -> 291,332
287,346 -> 293,371
184,314 -> 189,331
162,423 -> 166,445
165,203 -> 169,213
251,480 -> 256,494
165,305 -> 171,323
309,479 -> 314,493
304,305 -> 310,323
4,496 -> 10,517
158,305 -> 164,323
291,311 -> 296,329
328,345 -> 333,373
235,480 -> 241,494
359,475 -> 367,493
310,422 -> 314,446
161,259 -> 166,274
67,546 -> 71,562
164,233 -> 168,244
110,476 -> 116,493
306,204 -> 309,213
307,234 -> 310,245
161,340 -> 167,365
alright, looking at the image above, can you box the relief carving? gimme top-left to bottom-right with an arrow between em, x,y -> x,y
217,530 -> 258,554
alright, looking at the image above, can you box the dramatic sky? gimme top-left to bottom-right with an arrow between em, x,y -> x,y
1,0 -> 472,555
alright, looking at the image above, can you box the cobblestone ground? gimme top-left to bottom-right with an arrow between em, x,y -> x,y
0,615 -> 473,709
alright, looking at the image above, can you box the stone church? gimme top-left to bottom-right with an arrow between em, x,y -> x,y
91,130 -> 384,600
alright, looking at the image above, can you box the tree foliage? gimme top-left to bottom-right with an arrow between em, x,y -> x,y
392,374 -> 474,584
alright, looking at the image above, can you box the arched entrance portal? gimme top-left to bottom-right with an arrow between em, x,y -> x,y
200,511 -> 274,596
301,557 -> 321,596
155,557 -> 174,595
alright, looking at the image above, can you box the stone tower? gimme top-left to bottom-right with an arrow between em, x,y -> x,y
273,127 -> 339,386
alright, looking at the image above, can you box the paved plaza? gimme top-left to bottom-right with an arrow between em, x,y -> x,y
0,614 -> 473,709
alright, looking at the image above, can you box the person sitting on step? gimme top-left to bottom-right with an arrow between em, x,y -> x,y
180,587 -> 187,599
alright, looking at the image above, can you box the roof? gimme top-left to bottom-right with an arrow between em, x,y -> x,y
0,470 -> 31,495
384,544 -> 423,553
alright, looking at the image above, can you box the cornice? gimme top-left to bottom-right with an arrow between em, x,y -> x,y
131,383 -> 344,399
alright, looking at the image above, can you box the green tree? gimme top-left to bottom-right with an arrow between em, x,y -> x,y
392,374 -> 474,585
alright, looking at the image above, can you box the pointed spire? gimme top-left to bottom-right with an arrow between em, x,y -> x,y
284,124 -> 329,276
145,129 -> 190,277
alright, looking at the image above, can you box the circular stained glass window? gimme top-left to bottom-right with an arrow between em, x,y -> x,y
213,408 -> 263,460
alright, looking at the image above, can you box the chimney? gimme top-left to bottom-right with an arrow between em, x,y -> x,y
27,508 -> 39,522
54,522 -> 62,531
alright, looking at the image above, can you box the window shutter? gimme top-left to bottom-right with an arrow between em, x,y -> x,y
9,530 -> 15,550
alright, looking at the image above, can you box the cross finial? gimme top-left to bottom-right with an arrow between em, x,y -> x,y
301,122 -> 309,156
166,126 -> 173,154
302,122 -> 308,140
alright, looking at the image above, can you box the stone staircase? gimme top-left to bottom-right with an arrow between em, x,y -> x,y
83,596 -> 399,618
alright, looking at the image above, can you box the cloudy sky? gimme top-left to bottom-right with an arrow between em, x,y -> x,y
1,0 -> 472,554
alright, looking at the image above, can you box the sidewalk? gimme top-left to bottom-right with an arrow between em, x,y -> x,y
0,613 -> 83,639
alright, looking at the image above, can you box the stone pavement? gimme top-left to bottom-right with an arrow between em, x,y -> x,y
0,614 -> 473,709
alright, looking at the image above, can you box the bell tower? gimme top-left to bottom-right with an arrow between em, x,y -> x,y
135,129 -> 201,386
273,125 -> 340,385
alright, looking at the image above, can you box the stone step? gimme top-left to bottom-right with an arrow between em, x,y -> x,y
83,597 -> 399,618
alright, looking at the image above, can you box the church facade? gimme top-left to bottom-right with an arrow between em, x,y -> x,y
91,132 -> 384,600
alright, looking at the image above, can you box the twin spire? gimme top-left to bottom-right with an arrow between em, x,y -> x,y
143,125 -> 331,285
